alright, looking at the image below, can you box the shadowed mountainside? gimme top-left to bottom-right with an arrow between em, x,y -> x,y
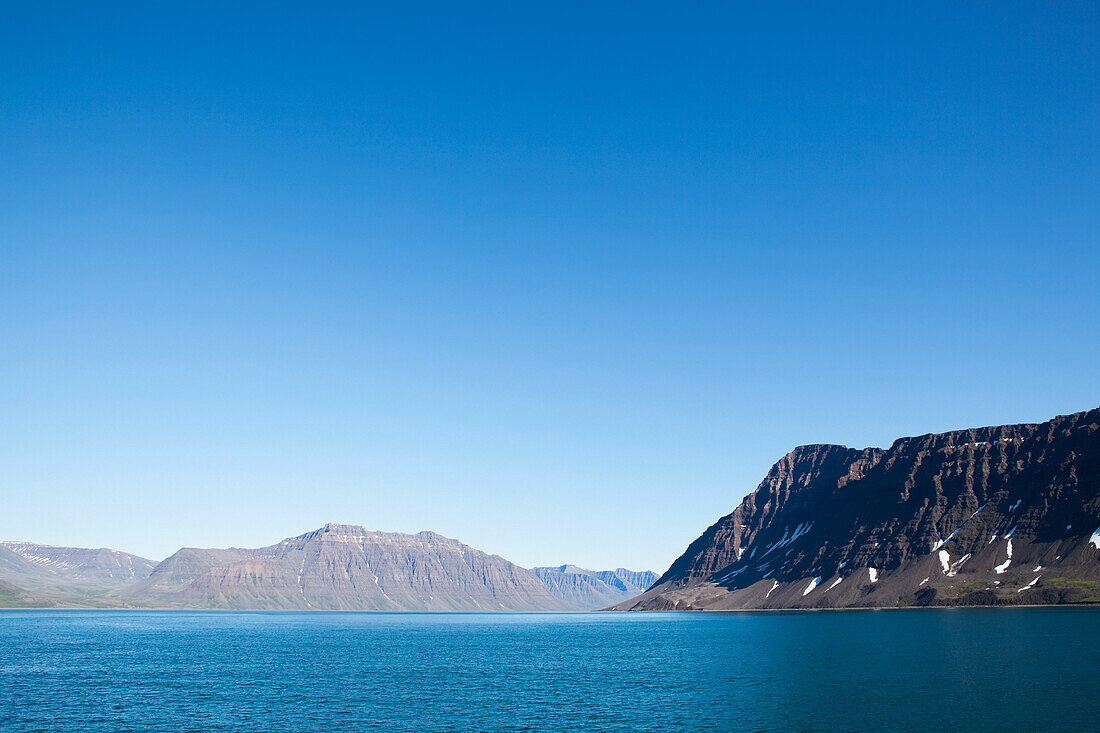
613,407 -> 1100,610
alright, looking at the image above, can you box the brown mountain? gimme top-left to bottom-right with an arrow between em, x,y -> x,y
614,407 -> 1100,610
123,523 -> 572,611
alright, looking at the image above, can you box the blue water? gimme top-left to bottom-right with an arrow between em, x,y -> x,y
1,609 -> 1096,731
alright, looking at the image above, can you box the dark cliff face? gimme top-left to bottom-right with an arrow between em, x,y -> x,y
652,444 -> 883,588
617,407 -> 1100,610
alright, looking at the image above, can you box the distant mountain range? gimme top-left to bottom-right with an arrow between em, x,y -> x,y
0,542 -> 156,607
0,524 -> 654,611
531,565 -> 657,610
614,406 -> 1100,610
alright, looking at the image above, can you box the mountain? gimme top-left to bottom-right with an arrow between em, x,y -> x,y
532,565 -> 657,610
121,523 -> 572,611
0,526 -> 655,611
614,407 -> 1100,610
1,525 -> 658,612
0,542 -> 158,607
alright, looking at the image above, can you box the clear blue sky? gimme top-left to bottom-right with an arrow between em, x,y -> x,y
2,2 -> 1097,571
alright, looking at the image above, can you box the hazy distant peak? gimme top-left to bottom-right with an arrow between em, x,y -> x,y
531,565 -> 658,610
0,541 -> 157,588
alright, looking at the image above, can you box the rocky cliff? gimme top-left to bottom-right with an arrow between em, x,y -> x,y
532,565 -> 657,609
614,407 -> 1100,610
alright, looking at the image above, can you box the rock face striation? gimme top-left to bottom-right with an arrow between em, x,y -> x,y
614,407 -> 1100,610
532,565 -> 657,610
123,524 -> 573,611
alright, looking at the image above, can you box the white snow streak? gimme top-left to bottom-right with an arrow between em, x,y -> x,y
946,553 -> 971,578
716,566 -> 747,583
761,522 -> 814,557
372,573 -> 392,601
933,504 -> 987,551
1017,576 -> 1040,592
296,556 -> 312,608
994,540 -> 1013,574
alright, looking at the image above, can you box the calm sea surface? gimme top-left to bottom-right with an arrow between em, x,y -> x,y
1,609 -> 1097,731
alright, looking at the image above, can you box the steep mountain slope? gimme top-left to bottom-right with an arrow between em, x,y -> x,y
615,407 -> 1100,610
124,523 -> 573,611
532,565 -> 657,609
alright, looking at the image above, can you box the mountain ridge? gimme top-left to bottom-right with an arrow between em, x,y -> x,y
0,524 -> 650,611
